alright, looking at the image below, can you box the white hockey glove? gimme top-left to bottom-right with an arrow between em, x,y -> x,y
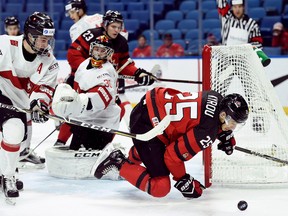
52,83 -> 89,118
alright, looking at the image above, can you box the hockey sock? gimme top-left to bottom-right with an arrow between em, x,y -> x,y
57,123 -> 72,143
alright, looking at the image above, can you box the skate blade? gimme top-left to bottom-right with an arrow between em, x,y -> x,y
5,197 -> 16,205
18,162 -> 45,169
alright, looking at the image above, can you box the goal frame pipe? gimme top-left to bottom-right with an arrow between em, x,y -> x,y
202,45 -> 213,188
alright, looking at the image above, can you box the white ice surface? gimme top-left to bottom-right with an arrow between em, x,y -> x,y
1,119 -> 288,216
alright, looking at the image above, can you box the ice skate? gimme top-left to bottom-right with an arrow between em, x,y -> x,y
19,148 -> 45,169
0,170 -> 23,191
93,149 -> 127,179
53,139 -> 66,147
1,175 -> 19,205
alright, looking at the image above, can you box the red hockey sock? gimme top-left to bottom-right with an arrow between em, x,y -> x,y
57,123 -> 72,143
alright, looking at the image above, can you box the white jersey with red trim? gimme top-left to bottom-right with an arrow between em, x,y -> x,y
74,58 -> 121,130
69,14 -> 129,42
0,35 -> 59,109
69,14 -> 103,42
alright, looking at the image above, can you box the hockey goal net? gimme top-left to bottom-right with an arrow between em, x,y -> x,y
202,44 -> 288,187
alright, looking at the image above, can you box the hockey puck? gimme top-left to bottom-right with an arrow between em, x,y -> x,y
237,200 -> 248,211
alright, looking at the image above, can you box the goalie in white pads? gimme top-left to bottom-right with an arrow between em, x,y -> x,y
50,36 -> 122,178
52,35 -> 120,150
0,12 -> 58,202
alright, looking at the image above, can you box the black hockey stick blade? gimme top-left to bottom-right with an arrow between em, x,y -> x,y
235,146 -> 288,165
271,74 -> 288,87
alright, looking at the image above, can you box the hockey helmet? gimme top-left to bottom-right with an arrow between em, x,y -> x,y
65,0 -> 87,16
219,93 -> 249,124
24,12 -> 55,56
4,16 -> 20,27
102,10 -> 124,28
89,35 -> 114,67
231,0 -> 245,6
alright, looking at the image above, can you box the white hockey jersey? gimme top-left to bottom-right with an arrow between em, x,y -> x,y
74,59 -> 121,130
69,14 -> 129,42
69,14 -> 103,42
0,35 -> 59,109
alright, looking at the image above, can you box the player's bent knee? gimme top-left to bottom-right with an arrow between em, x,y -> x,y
2,118 -> 25,144
149,176 -> 171,198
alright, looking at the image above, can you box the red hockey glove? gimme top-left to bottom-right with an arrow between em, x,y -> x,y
217,130 -> 236,155
30,99 -> 49,123
134,68 -> 155,86
174,174 -> 205,199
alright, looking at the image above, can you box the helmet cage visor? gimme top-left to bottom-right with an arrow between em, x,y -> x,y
27,30 -> 55,56
224,114 -> 246,131
90,42 -> 114,61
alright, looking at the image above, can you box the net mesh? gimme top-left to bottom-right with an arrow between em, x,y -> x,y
207,44 -> 288,184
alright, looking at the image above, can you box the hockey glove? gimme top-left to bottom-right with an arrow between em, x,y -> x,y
52,83 -> 88,118
217,130 -> 236,155
134,68 -> 155,86
174,174 -> 205,199
30,99 -> 49,123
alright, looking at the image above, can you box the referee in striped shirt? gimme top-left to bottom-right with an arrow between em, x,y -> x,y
217,0 -> 263,49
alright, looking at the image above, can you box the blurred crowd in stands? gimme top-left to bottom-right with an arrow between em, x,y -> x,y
1,0 -> 288,57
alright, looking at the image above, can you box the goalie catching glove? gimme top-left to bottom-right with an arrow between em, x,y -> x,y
30,99 -> 49,123
217,130 -> 236,155
174,174 -> 205,199
134,68 -> 155,86
52,83 -> 89,118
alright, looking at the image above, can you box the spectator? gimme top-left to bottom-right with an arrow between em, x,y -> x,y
156,33 -> 184,57
132,35 -> 151,57
206,33 -> 220,46
272,22 -> 288,55
217,0 -> 263,49
4,16 -> 21,36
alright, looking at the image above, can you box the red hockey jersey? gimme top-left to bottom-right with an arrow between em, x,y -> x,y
67,27 -> 137,75
145,87 -> 223,180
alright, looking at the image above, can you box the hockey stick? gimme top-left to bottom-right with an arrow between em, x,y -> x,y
117,58 -> 133,74
18,126 -> 59,161
0,103 -> 171,141
235,146 -> 288,166
271,74 -> 288,87
118,74 -> 202,84
118,84 -> 140,91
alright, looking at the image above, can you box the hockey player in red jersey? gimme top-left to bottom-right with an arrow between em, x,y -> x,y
67,10 -> 153,86
0,12 -> 58,201
93,88 -> 249,198
55,10 -> 155,146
